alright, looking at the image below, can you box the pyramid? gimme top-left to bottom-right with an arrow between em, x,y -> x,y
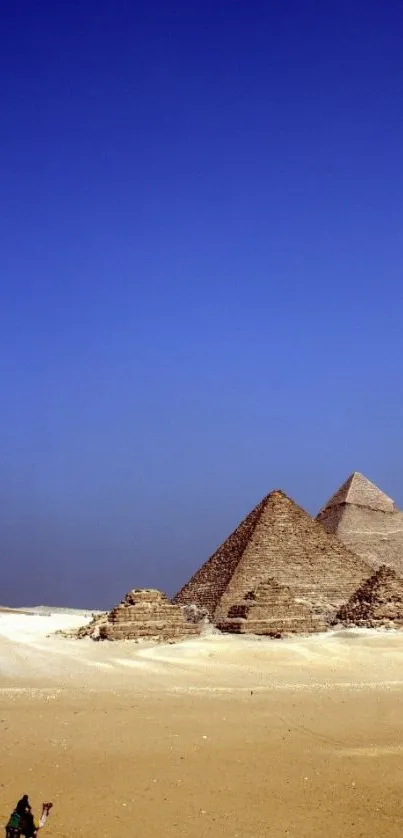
335,565 -> 403,628
173,490 -> 371,622
75,589 -> 201,642
318,472 -> 396,516
217,578 -> 326,637
317,473 -> 403,575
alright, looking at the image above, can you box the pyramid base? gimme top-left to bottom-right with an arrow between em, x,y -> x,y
217,615 -> 326,637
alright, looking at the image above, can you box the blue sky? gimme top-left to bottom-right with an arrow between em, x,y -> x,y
1,0 -> 402,607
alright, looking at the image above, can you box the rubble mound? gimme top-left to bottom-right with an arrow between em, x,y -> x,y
217,578 -> 326,637
73,612 -> 108,639
335,565 -> 403,629
94,588 -> 201,642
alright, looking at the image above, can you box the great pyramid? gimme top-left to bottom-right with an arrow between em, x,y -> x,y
317,472 -> 403,575
173,490 -> 371,623
217,578 -> 326,636
335,565 -> 403,628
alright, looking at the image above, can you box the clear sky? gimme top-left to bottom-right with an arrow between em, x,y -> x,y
1,0 -> 402,608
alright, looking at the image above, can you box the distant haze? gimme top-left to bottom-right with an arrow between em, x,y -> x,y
1,1 -> 402,609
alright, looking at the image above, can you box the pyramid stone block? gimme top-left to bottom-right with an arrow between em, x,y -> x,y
335,565 -> 403,628
76,589 -> 200,642
217,578 -> 326,636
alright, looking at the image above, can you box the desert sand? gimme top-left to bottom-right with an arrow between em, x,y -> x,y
1,612 -> 402,837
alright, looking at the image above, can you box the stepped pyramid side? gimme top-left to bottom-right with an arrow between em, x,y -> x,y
336,565 -> 403,628
173,496 -> 268,618
174,490 -> 371,622
76,589 -> 200,642
217,578 -> 326,636
317,474 -> 403,575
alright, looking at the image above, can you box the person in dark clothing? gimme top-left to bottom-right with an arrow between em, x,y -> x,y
6,796 -> 52,838
6,796 -> 30,837
6,796 -> 32,837
20,810 -> 35,838
16,796 -> 31,816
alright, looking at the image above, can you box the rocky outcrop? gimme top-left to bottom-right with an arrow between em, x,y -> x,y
93,589 -> 201,642
174,490 -> 371,624
335,565 -> 403,629
317,472 -> 403,575
73,612 -> 108,639
217,578 -> 326,637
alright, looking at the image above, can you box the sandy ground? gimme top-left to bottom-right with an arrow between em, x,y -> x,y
0,612 -> 402,837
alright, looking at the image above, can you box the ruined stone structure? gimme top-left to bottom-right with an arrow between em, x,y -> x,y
77,589 -> 200,642
335,565 -> 403,629
173,490 -> 371,624
317,472 -> 403,575
73,612 -> 108,639
217,578 -> 326,636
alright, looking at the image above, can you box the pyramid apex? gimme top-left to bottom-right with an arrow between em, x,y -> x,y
319,472 -> 396,515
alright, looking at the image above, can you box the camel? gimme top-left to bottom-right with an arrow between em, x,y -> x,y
5,802 -> 52,838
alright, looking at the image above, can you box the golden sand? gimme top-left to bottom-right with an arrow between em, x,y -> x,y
0,615 -> 402,837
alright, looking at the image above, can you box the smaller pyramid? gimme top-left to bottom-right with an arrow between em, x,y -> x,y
75,589 -> 201,642
318,472 -> 396,518
217,578 -> 326,637
335,566 -> 403,629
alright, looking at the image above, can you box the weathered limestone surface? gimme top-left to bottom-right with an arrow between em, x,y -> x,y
174,490 -> 371,623
73,612 -> 108,639
318,472 -> 396,514
335,565 -> 403,629
100,589 -> 201,641
76,589 -> 200,642
317,473 -> 403,575
217,578 -> 326,636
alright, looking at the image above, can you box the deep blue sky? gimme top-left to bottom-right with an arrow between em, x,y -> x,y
1,0 -> 402,608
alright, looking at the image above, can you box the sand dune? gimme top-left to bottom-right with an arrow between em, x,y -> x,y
1,610 -> 403,690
